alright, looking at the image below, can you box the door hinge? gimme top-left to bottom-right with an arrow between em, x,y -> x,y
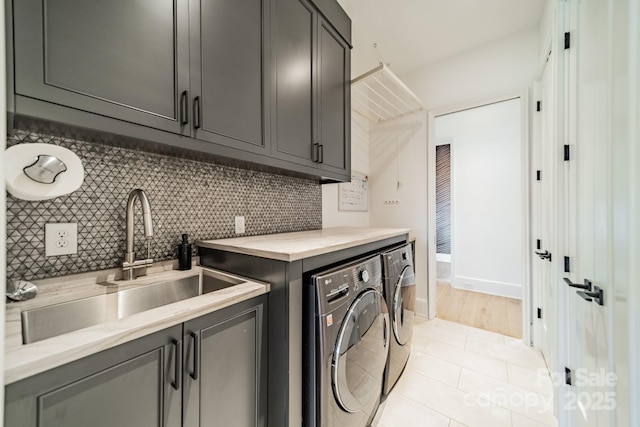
564,256 -> 571,273
537,308 -> 542,319
536,170 -> 541,181
536,239 -> 541,250
536,101 -> 541,112
564,32 -> 571,49
564,145 -> 570,161
565,367 -> 572,385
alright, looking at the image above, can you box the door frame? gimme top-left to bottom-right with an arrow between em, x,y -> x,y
426,88 -> 531,344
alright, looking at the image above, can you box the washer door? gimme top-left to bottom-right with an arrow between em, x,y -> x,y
393,265 -> 416,345
332,289 -> 389,413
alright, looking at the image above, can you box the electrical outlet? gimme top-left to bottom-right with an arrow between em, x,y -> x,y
46,223 -> 78,256
235,216 -> 245,234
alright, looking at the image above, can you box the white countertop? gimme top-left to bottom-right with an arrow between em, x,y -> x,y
4,263 -> 269,385
196,227 -> 411,261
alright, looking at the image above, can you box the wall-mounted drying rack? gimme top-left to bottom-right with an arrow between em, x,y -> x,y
351,63 -> 425,123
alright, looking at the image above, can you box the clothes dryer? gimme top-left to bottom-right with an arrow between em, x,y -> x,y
381,244 -> 416,395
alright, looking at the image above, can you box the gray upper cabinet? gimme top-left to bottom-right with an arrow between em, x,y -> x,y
272,0 -> 351,179
318,18 -> 350,176
10,0 -> 350,181
5,325 -> 183,427
189,0 -> 270,154
13,0 -> 190,135
272,0 -> 316,166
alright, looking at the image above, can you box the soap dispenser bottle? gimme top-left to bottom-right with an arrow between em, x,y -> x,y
178,234 -> 192,270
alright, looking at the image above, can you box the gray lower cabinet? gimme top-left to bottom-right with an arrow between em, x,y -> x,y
5,295 -> 267,427
272,0 -> 351,178
5,324 -> 183,427
183,295 -> 267,427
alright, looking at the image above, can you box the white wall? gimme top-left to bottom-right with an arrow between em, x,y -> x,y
322,113 -> 371,228
538,0 -> 555,49
435,99 -> 523,299
327,4 -> 540,315
402,28 -> 539,111
369,113 -> 429,314
370,28 -> 537,314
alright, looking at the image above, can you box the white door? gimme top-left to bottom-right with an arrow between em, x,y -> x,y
532,49 -> 557,373
563,0 -> 615,425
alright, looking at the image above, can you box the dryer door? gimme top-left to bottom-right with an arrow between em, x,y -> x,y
393,265 -> 416,345
332,289 -> 389,413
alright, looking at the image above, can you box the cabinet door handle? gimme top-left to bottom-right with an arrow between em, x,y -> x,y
318,144 -> 324,163
563,277 -> 592,290
190,332 -> 199,380
193,96 -> 201,130
180,91 -> 189,125
171,338 -> 182,390
312,143 -> 319,162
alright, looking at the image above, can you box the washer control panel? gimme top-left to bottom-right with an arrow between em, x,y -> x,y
313,256 -> 382,311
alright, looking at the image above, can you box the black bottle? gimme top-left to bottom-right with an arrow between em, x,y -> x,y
178,234 -> 192,270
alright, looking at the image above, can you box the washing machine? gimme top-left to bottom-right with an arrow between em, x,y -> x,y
381,243 -> 417,395
303,255 -> 390,427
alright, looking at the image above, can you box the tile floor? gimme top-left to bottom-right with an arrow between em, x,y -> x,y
372,317 -> 558,427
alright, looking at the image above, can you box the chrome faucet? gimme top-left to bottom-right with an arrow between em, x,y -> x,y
122,189 -> 154,280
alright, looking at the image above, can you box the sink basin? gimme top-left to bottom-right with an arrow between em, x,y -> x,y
202,269 -> 244,293
21,275 -> 208,344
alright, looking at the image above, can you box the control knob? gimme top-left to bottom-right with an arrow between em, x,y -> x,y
360,269 -> 370,283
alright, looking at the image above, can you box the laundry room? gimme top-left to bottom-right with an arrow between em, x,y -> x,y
2,0 -> 639,426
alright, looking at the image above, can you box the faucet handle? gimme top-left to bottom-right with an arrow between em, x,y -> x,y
122,258 -> 154,280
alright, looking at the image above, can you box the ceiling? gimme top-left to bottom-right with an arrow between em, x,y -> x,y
338,0 -> 547,77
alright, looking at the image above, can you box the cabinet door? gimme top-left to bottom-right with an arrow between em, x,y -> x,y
13,0 -> 190,135
5,325 -> 182,427
271,0 -> 316,166
189,0 -> 269,154
318,19 -> 351,176
183,296 -> 267,427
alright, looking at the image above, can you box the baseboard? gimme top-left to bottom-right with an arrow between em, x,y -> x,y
415,297 -> 431,318
436,253 -> 451,263
452,275 -> 522,299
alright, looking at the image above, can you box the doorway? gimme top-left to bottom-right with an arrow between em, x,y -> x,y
435,142 -> 452,284
428,93 -> 531,341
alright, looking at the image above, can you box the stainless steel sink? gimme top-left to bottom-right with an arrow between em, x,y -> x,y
116,275 -> 200,318
21,269 -> 252,345
202,269 -> 244,293
23,275 -> 201,344
21,294 -> 111,344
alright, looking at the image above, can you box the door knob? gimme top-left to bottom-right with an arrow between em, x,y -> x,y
563,277 -> 592,290
535,250 -> 552,261
577,286 -> 604,306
